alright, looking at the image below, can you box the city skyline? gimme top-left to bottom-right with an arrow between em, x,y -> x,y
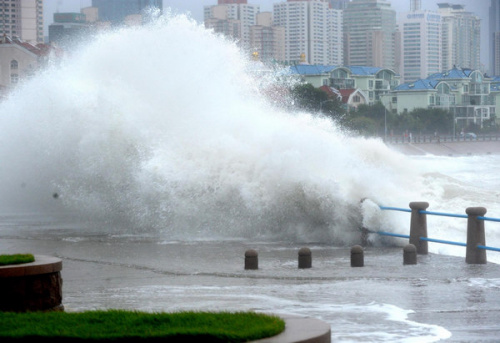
44,0 -> 489,70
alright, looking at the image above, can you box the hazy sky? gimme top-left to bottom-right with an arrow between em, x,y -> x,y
44,0 -> 490,68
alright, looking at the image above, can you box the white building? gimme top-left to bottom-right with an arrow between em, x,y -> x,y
204,1 -> 260,50
398,10 -> 441,83
0,0 -> 43,44
327,8 -> 343,66
438,3 -> 481,71
273,0 -> 342,65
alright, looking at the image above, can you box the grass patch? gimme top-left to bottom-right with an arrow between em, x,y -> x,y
0,310 -> 285,342
0,254 -> 35,266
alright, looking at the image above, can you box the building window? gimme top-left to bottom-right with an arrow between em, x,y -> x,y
392,96 -> 397,103
369,80 -> 374,89
353,95 -> 360,103
10,73 -> 18,84
10,59 -> 18,69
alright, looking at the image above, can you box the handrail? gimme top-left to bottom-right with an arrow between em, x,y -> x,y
478,216 -> 500,222
419,237 -> 467,247
419,210 -> 468,219
374,203 -> 500,263
379,206 -> 411,213
376,231 -> 410,239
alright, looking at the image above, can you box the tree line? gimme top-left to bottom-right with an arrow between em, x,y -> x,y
289,84 -> 498,138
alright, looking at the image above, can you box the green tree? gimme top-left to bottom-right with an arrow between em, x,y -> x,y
289,84 -> 345,121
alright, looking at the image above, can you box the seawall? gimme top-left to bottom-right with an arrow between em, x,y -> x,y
387,140 -> 500,156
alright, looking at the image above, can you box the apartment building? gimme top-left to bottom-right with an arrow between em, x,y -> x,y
288,64 -> 400,105
398,10 -> 441,83
490,0 -> 500,76
249,12 -> 285,62
273,0 -> 342,65
438,3 -> 480,71
0,0 -> 43,43
382,67 -> 497,130
204,0 -> 259,51
343,0 -> 397,70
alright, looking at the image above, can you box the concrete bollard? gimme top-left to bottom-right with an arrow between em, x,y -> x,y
409,202 -> 429,254
245,249 -> 258,270
403,244 -> 417,265
298,247 -> 312,269
351,245 -> 364,267
465,207 -> 487,264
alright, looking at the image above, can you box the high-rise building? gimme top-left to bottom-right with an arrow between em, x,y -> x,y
48,13 -> 89,48
329,0 -> 350,9
398,9 -> 441,82
91,0 -> 162,25
249,12 -> 285,62
273,0 -> 343,65
490,0 -> 500,75
438,3 -> 480,71
343,0 -> 397,70
0,0 -> 43,43
204,1 -> 259,51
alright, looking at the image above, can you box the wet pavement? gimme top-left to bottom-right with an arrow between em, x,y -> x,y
2,223 -> 500,343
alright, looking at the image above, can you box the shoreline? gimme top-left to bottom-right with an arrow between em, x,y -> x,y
387,140 -> 500,156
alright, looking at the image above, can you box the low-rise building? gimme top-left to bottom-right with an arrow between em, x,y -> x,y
382,67 -> 497,130
288,64 -> 400,105
0,35 -> 54,95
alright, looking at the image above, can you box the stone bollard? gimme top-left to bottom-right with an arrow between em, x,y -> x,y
350,245 -> 364,267
409,202 -> 429,254
298,247 -> 312,269
465,207 -> 487,264
244,249 -> 258,270
403,244 -> 417,265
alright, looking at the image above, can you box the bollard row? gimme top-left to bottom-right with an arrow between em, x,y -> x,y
244,245 -> 418,270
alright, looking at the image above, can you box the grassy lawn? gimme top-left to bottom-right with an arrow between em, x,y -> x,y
0,254 -> 35,266
0,310 -> 285,342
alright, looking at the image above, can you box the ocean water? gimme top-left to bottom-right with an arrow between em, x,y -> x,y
0,13 -> 499,342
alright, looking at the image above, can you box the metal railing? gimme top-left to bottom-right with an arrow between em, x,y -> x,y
383,134 -> 500,145
369,202 -> 500,264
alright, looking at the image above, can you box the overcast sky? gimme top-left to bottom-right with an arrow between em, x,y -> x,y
43,0 -> 490,69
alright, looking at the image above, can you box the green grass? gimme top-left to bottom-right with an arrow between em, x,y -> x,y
0,254 -> 35,266
0,310 -> 285,342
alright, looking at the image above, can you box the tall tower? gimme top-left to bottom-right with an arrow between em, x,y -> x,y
490,0 -> 500,75
91,0 -> 162,24
273,0 -> 342,65
343,0 -> 397,69
410,0 -> 421,11
398,10 -> 441,82
204,1 -> 259,51
0,0 -> 44,43
329,0 -> 350,9
438,3 -> 481,71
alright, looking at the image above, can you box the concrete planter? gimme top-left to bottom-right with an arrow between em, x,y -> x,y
0,255 -> 63,312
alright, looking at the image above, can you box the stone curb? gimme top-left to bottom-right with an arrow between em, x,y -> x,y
252,315 -> 331,343
0,255 -> 62,277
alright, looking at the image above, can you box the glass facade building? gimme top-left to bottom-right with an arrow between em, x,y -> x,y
91,0 -> 162,24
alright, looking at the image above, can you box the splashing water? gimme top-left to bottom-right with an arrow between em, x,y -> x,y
0,14 -> 497,251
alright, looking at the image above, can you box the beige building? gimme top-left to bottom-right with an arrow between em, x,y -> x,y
204,1 -> 260,50
249,12 -> 285,63
0,35 -> 51,94
0,0 -> 43,43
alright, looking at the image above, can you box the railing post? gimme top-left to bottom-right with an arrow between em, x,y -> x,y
465,207 -> 487,264
409,202 -> 429,254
